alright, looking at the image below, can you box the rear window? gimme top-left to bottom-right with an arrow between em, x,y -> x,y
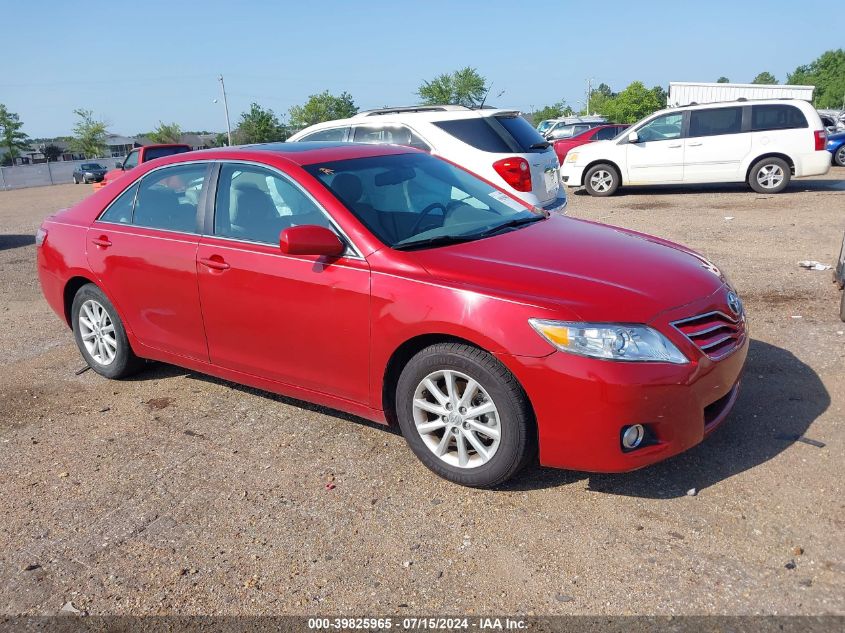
432,118 -> 511,153
751,105 -> 807,131
494,114 -> 547,152
145,146 -> 191,161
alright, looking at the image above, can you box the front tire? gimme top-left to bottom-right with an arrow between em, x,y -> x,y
71,284 -> 143,379
583,163 -> 620,197
72,176 -> 79,184
395,342 -> 535,488
749,157 -> 791,193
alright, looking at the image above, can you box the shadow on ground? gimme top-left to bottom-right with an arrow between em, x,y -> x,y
0,234 -> 35,251
572,177 -> 845,197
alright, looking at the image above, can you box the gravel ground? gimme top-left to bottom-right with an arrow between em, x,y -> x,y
0,173 -> 843,617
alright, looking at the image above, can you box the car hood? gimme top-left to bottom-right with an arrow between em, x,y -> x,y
407,215 -> 728,323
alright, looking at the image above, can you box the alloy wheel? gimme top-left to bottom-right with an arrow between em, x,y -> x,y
756,164 -> 784,189
78,299 -> 118,365
589,169 -> 613,193
837,146 -> 845,167
412,369 -> 501,469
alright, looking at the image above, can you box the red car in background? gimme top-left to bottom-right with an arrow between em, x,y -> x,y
553,124 -> 629,163
36,143 -> 747,487
94,143 -> 192,190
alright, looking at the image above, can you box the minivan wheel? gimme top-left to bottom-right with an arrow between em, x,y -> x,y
584,164 -> 620,196
835,146 -> 845,167
395,342 -> 535,488
72,284 -> 143,379
749,157 -> 791,193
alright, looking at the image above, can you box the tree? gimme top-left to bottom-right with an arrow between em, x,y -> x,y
417,67 -> 488,108
149,121 -> 182,144
596,81 -> 666,123
69,109 -> 108,158
40,144 -> 63,162
752,71 -> 778,85
788,49 -> 845,109
235,103 -> 286,144
0,103 -> 31,163
588,83 -> 615,114
717,76 -> 730,83
288,91 -> 358,130
530,101 -> 574,124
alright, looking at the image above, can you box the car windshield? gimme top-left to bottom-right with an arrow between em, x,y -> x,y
304,153 -> 545,250
81,163 -> 102,170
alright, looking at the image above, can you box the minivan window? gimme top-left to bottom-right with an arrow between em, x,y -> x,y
133,164 -> 207,233
432,118 -> 511,153
494,114 -> 548,152
636,113 -> 683,142
302,127 -> 347,142
689,107 -> 743,137
751,104 -> 807,131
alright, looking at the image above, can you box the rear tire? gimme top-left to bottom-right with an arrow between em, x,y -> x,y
748,157 -> 790,194
835,146 -> 845,167
72,176 -> 79,184
583,163 -> 620,197
71,284 -> 144,379
395,342 -> 535,488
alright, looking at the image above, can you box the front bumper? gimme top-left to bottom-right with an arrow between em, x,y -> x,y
559,163 -> 585,188
83,174 -> 105,182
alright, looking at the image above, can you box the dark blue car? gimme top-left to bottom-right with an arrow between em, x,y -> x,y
827,131 -> 845,166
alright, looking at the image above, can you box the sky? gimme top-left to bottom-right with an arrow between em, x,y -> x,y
2,0 -> 842,138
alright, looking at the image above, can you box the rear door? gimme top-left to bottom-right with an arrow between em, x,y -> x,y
86,163 -> 211,360
683,106 -> 749,183
625,112 -> 686,183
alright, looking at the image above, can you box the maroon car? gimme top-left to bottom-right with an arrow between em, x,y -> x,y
553,124 -> 629,163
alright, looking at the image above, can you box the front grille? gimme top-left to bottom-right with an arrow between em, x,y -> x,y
671,311 -> 745,360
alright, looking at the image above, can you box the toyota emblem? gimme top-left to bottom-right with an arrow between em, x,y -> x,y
727,292 -> 742,316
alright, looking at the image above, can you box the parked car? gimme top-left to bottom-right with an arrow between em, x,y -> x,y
560,99 -> 831,196
542,116 -> 608,141
826,130 -> 845,166
836,232 -> 845,321
72,163 -> 107,184
552,124 -> 629,163
287,105 -> 566,213
96,143 -> 192,190
36,143 -> 748,487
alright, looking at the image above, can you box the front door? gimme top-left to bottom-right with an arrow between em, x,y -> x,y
196,162 -> 371,404
86,163 -> 211,360
625,112 -> 685,183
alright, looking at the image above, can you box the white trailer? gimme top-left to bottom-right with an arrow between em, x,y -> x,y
668,82 -> 815,107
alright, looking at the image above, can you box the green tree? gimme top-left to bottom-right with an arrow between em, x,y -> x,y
716,76 -> 730,83
596,81 -> 665,123
69,109 -> 108,158
751,71 -> 778,85
417,67 -> 488,108
288,91 -> 358,130
40,143 -> 63,162
530,101 -> 574,124
0,103 -> 31,163
149,121 -> 182,144
235,103 -> 286,144
788,49 -> 845,109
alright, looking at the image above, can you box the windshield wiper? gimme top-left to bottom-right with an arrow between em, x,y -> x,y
392,234 -> 480,251
471,214 -> 547,239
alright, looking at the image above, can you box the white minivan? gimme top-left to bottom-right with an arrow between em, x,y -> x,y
288,105 -> 566,212
560,99 -> 830,196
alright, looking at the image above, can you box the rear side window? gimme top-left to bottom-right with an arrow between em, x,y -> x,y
133,164 -> 208,233
494,115 -> 547,152
99,183 -> 139,224
144,146 -> 191,161
352,125 -> 431,151
689,107 -> 743,137
301,127 -> 347,142
433,118 -> 511,153
592,127 -> 618,141
751,105 -> 807,131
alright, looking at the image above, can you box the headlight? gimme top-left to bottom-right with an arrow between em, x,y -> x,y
565,152 -> 579,164
528,319 -> 689,364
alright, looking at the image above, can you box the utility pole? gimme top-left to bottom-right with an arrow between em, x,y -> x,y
218,74 -> 233,146
585,77 -> 593,116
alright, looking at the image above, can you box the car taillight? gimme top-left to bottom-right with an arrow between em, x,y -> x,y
814,130 -> 826,151
493,157 -> 532,192
35,227 -> 47,247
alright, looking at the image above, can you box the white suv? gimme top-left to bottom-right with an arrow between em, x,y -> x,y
560,99 -> 830,196
288,105 -> 566,212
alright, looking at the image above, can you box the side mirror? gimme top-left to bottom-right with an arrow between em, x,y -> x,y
279,225 -> 345,257
627,131 -> 640,144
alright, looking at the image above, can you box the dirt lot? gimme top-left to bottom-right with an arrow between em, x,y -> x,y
1,173 -> 843,617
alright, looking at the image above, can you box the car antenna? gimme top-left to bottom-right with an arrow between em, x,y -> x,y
478,84 -> 506,109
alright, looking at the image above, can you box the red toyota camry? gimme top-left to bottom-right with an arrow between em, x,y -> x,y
36,143 -> 748,487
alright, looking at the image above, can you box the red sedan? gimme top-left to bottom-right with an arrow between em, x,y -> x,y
553,124 -> 629,163
36,143 -> 747,487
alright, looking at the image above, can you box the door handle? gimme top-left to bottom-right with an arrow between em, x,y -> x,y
688,142 -> 703,147
199,256 -> 230,271
91,236 -> 112,248
668,144 -> 682,148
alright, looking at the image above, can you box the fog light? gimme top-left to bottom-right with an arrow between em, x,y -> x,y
621,424 -> 645,450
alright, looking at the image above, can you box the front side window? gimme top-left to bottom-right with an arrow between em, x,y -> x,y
689,107 -> 742,137
99,183 -> 139,224
123,149 -> 140,170
301,127 -> 347,142
304,152 -> 545,249
133,164 -> 207,233
751,104 -> 807,131
214,163 -> 333,245
636,113 -> 684,142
